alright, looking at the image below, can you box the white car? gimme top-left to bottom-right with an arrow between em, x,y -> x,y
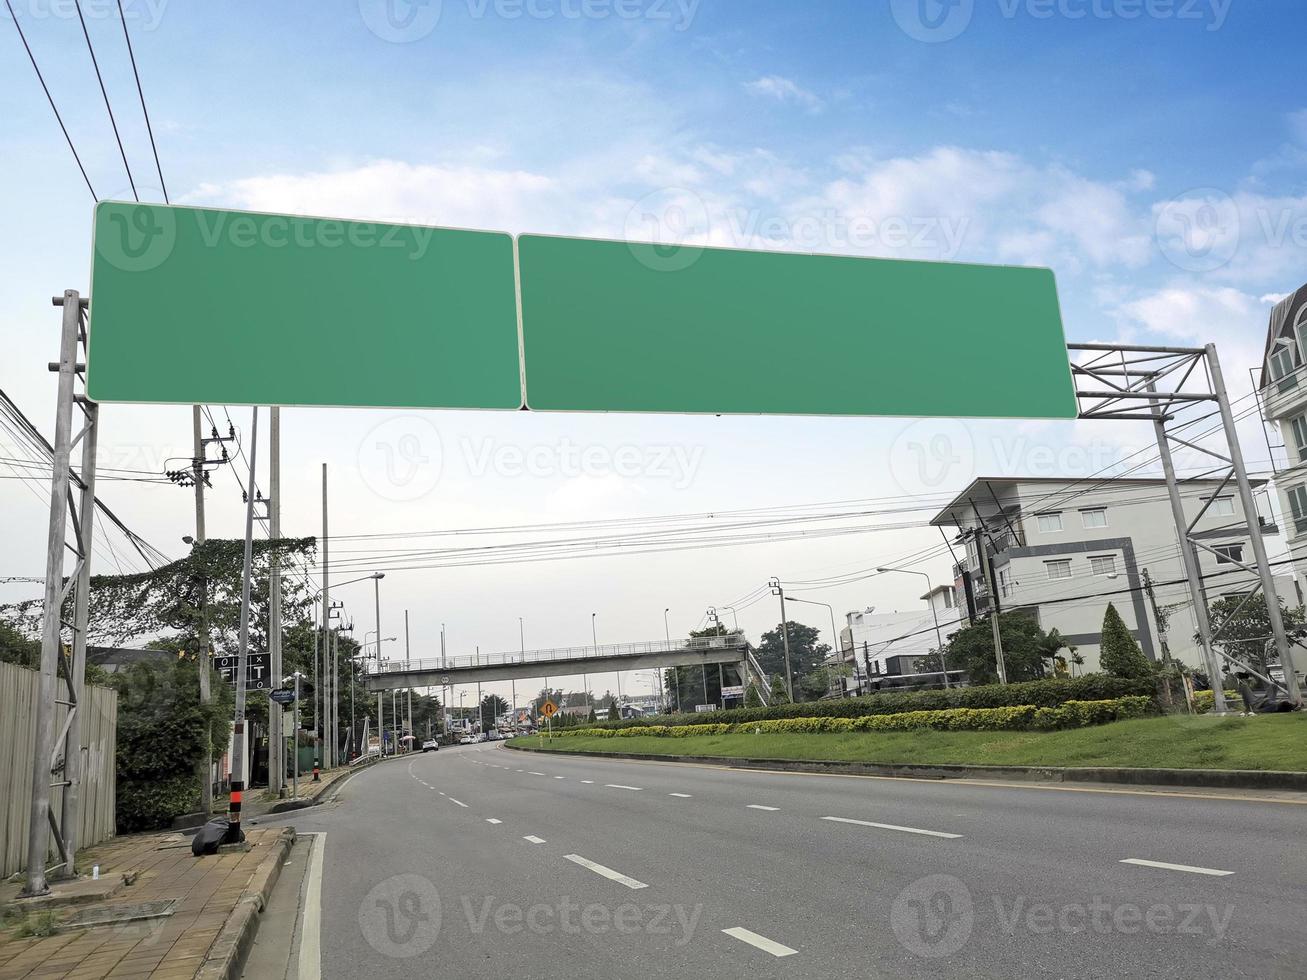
458,734 -> 475,745
421,739 -> 439,752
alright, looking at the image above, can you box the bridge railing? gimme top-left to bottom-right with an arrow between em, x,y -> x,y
368,634 -> 748,676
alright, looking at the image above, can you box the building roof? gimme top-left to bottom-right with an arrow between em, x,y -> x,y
929,475 -> 1266,528
1259,284 -> 1307,389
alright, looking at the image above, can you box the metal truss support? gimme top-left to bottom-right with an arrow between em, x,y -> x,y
24,291 -> 97,896
1070,343 -> 1302,711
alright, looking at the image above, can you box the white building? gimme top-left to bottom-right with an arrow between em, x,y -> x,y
928,476 -> 1292,674
1259,284 -> 1307,587
836,592 -> 964,692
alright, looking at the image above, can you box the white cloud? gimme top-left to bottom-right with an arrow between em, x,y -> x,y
743,75 -> 824,112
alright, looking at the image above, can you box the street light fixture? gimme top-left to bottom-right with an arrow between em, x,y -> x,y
876,567 -> 950,689
785,595 -> 846,696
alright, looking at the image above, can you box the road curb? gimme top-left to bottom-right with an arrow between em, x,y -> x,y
196,827 -> 295,980
504,743 -> 1307,791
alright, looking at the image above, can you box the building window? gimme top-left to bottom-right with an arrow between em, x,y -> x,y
1089,555 -> 1117,577
1271,343 -> 1298,393
1045,559 -> 1072,580
1212,544 -> 1244,565
1291,416 -> 1307,458
999,567 -> 1012,597
1207,495 -> 1236,518
1037,512 -> 1063,533
1080,508 -> 1108,529
1290,485 -> 1307,536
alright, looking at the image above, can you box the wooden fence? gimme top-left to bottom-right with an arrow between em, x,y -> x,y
1,660 -> 117,878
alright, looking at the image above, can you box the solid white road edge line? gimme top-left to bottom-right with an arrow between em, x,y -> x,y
722,927 -> 797,957
820,816 -> 961,839
563,854 -> 648,890
297,832 -> 325,980
1120,858 -> 1234,876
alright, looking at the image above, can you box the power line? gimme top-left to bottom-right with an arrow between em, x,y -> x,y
4,0 -> 97,200
73,0 -> 137,200
114,0 -> 166,202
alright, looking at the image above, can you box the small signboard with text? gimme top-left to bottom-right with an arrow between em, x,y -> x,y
212,652 -> 271,690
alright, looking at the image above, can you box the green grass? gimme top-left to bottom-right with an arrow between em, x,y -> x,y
512,714 -> 1307,772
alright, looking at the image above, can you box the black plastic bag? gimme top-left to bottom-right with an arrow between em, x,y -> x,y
192,817 -> 244,856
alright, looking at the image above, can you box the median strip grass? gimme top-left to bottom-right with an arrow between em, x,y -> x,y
513,714 -> 1307,772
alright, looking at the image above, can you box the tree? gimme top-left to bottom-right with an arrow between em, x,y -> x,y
0,618 -> 39,668
480,693 -> 508,729
110,658 -> 233,832
1035,628 -> 1071,678
1099,603 -> 1153,679
768,673 -> 791,704
756,621 -> 830,700
743,681 -> 764,707
936,613 -> 1050,685
1204,594 -> 1307,675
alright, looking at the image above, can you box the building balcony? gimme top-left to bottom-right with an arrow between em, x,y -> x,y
1263,372 -> 1307,421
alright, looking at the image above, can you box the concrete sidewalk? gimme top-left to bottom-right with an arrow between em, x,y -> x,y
0,826 -> 293,980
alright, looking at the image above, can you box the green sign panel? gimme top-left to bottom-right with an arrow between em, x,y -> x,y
517,235 -> 1076,418
86,204 -> 1076,419
86,202 -> 523,409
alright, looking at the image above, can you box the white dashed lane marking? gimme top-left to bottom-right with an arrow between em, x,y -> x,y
669,793 -> 692,798
722,927 -> 797,958
449,798 -> 468,808
746,805 -> 779,811
820,816 -> 961,839
605,784 -> 642,791
486,818 -> 503,825
523,835 -> 546,844
564,854 -> 648,890
1120,858 -> 1234,877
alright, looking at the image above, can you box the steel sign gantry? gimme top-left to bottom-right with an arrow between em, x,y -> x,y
1070,342 -> 1303,711
23,291 -> 100,896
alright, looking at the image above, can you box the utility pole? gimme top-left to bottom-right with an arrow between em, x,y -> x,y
226,407 -> 259,843
192,405 -> 213,818
1141,568 -> 1173,670
971,518 -> 1008,684
269,408 -> 283,797
405,610 -> 413,746
321,463 -> 331,768
768,580 -> 795,701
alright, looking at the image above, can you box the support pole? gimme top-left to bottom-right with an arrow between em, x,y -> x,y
405,610 -> 413,747
1208,345 -> 1302,703
1147,381 -> 1228,714
321,464 -> 331,768
59,398 -> 98,875
23,290 -> 82,897
226,406 -> 259,842
192,405 -> 213,818
269,407 -> 283,796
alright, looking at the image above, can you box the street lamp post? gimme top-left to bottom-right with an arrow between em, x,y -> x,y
766,582 -> 795,701
877,567 -> 950,688
787,595 -> 844,697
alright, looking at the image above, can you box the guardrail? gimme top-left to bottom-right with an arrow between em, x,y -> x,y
368,634 -> 749,675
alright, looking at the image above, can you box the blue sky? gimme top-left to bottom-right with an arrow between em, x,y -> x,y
3,0 -> 1306,683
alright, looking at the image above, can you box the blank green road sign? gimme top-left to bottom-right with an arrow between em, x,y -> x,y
517,235 -> 1076,418
86,202 -> 523,409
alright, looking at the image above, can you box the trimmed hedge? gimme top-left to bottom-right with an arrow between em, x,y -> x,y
547,696 -> 1152,738
602,676 -> 1156,731
1194,690 -> 1245,714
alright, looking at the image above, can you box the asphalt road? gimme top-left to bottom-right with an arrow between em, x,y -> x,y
269,742 -> 1307,979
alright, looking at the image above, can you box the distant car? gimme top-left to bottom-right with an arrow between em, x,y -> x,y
474,732 -> 488,743
458,734 -> 475,745
421,739 -> 439,752
485,729 -> 501,741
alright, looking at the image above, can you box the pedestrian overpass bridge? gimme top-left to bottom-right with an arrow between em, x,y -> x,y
363,634 -> 768,696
